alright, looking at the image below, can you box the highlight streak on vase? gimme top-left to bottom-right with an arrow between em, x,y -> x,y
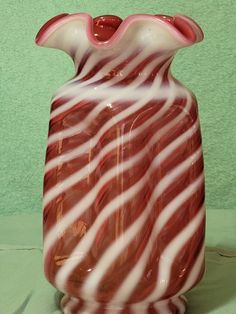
36,13 -> 205,314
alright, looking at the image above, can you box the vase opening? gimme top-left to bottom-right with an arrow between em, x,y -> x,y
35,13 -> 69,45
92,15 -> 123,42
155,14 -> 204,44
35,13 -> 203,54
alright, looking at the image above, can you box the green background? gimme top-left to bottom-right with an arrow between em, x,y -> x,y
1,0 -> 236,215
1,2 -> 236,313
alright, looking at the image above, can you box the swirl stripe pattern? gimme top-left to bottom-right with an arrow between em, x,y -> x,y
38,13 -> 205,314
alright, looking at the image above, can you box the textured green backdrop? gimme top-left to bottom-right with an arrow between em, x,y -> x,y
1,0 -> 236,214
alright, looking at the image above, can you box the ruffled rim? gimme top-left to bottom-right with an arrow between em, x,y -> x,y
35,13 -> 204,48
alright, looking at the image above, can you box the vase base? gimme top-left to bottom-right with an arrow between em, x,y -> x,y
61,295 -> 187,314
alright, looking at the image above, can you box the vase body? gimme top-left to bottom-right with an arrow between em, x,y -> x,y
36,13 -> 205,314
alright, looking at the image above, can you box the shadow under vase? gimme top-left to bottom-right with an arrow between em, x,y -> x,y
186,247 -> 236,314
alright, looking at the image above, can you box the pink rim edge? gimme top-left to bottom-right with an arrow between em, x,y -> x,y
35,13 -> 204,49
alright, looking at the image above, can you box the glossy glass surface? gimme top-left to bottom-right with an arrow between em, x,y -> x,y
36,13 -> 205,314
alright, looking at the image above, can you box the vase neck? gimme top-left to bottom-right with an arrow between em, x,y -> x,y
73,48 -> 174,87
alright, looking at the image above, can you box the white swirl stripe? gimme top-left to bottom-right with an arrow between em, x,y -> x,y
153,300 -> 170,313
177,244 -> 205,295
141,206 -> 205,304
171,297 -> 186,314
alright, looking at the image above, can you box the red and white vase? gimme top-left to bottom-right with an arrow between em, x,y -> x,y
36,13 -> 205,314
